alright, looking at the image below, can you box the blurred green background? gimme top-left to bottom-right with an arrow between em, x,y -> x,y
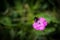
0,0 -> 60,40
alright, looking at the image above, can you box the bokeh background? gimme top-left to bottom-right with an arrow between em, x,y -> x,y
0,0 -> 60,40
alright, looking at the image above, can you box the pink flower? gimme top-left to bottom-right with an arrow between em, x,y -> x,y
33,17 -> 48,31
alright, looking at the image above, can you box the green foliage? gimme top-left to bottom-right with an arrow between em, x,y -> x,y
0,0 -> 60,40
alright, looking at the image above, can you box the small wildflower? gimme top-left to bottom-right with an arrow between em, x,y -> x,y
33,17 -> 48,31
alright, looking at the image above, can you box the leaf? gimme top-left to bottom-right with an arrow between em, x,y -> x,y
10,29 -> 16,40
1,17 -> 12,27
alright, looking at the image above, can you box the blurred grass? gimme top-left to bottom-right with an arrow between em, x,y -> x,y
0,0 -> 60,40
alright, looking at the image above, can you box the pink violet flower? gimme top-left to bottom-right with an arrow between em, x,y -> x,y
33,17 -> 48,31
